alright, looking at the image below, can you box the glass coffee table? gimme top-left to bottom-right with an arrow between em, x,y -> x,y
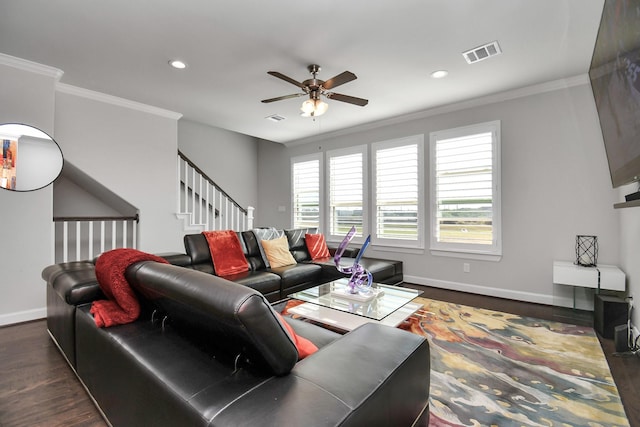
287,278 -> 423,331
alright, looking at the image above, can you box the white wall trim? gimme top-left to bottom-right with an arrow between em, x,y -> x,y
404,274 -> 556,306
0,307 -> 46,327
0,52 -> 64,81
56,83 -> 183,120
285,74 -> 590,147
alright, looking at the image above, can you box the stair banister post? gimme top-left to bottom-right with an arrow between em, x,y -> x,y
247,206 -> 255,230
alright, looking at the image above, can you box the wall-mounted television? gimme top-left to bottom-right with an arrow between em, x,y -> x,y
589,0 -> 640,191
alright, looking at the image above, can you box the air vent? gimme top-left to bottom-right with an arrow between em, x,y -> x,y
462,41 -> 502,64
265,114 -> 286,122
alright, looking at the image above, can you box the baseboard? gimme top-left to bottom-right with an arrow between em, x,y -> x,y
0,307 -> 46,327
404,275 -> 556,306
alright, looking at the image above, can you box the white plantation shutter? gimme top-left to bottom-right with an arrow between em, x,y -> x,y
430,121 -> 501,257
373,136 -> 423,246
328,147 -> 366,238
292,156 -> 320,229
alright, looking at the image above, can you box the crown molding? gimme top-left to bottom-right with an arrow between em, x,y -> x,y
0,52 -> 64,81
56,83 -> 183,120
284,74 -> 591,147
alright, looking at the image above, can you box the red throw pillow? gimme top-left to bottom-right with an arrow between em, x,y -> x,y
305,233 -> 330,260
202,230 -> 249,276
276,313 -> 318,359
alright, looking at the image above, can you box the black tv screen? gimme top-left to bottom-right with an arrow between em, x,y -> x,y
589,0 -> 640,188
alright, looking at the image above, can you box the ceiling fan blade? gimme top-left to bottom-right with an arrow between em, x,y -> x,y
326,92 -> 369,107
267,71 -> 307,89
261,93 -> 305,103
322,71 -> 357,90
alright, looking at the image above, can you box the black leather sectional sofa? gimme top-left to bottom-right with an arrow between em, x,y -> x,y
42,228 -> 429,426
183,227 -> 404,302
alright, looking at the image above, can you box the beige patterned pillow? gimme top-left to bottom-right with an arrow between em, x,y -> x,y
261,235 -> 297,268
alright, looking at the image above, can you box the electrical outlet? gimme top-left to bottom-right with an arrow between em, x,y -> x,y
463,263 -> 470,273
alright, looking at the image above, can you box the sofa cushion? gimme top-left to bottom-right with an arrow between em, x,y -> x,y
252,227 -> 285,268
305,233 -> 330,260
269,263 -> 322,294
275,313 -> 318,359
125,261 -> 299,376
261,235 -> 297,268
219,270 -> 281,299
183,233 -> 215,274
202,230 -> 250,276
240,230 -> 268,270
282,316 -> 341,349
313,257 -> 400,285
285,227 -> 318,262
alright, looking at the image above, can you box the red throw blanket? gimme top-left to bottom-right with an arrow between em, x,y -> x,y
90,248 -> 168,328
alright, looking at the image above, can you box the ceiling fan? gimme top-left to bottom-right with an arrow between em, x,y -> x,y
261,64 -> 368,117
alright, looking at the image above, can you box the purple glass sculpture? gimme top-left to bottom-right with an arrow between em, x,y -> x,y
333,226 -> 373,294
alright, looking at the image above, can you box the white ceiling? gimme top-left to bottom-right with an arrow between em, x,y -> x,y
0,0 -> 604,145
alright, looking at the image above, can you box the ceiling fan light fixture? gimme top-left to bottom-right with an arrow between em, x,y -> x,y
301,99 -> 316,114
315,100 -> 328,115
300,99 -> 328,117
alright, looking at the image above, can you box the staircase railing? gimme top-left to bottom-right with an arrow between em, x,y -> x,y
54,215 -> 139,263
177,150 -> 254,232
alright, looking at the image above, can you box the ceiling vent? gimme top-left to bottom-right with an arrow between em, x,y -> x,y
265,114 -> 286,122
462,41 -> 502,64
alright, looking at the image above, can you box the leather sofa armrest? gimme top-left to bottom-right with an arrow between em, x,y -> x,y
293,323 -> 430,426
42,261 -> 102,305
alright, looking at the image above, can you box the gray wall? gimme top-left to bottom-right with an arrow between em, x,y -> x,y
54,88 -> 182,253
0,61 -> 58,325
256,79 -> 623,310
178,119 -> 258,216
0,56 -> 184,325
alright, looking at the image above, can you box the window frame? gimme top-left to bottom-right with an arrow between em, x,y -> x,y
291,153 -> 323,231
325,145 -> 368,244
371,135 -> 425,249
429,120 -> 502,260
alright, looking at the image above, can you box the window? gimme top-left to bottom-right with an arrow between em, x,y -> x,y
327,146 -> 367,240
429,121 -> 501,258
372,135 -> 424,248
291,154 -> 321,229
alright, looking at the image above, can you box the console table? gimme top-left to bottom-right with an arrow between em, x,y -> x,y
552,261 -> 625,308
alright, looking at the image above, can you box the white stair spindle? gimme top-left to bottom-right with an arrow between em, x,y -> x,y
75,222 -> 82,261
132,219 -> 137,249
88,221 -> 94,260
100,221 -> 105,254
63,221 -> 69,263
112,220 -> 117,250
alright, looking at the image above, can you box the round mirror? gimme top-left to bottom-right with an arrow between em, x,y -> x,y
0,123 -> 64,192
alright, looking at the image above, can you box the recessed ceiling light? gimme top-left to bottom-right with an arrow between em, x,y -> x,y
430,70 -> 449,79
169,59 -> 187,69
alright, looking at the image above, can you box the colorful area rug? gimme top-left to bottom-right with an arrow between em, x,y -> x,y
401,297 -> 629,427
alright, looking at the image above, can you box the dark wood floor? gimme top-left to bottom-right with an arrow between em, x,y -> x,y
0,319 -> 107,427
0,286 -> 638,427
